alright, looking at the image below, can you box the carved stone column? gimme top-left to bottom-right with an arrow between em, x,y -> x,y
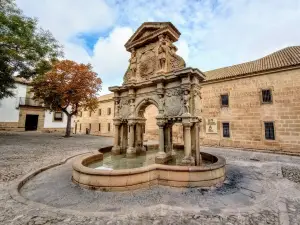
155,116 -> 172,164
135,122 -> 143,153
126,120 -> 136,157
112,119 -> 121,155
195,122 -> 201,166
120,123 -> 128,154
140,121 -> 146,152
164,122 -> 173,155
181,120 -> 195,166
169,123 -> 176,156
156,123 -> 166,154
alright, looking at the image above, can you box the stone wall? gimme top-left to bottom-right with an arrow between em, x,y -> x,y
76,94 -> 114,137
0,122 -> 23,131
200,68 -> 300,153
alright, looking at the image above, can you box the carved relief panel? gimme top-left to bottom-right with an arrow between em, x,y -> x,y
164,88 -> 183,116
119,98 -> 130,118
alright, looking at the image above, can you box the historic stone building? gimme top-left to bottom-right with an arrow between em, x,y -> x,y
76,22 -> 300,155
201,46 -> 300,153
75,93 -> 115,136
0,78 -> 73,132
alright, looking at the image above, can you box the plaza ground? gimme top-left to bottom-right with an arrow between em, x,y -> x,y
1,132 -> 300,224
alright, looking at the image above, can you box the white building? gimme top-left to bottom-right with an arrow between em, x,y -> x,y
0,78 -> 74,132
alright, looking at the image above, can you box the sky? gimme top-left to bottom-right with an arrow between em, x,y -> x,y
16,0 -> 300,94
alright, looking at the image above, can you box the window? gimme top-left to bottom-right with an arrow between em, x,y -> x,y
89,123 -> 92,131
107,107 -> 111,115
221,94 -> 229,107
262,89 -> 272,104
80,123 -> 81,131
53,112 -> 63,121
98,109 -> 102,116
99,123 -> 101,132
264,122 -> 275,140
108,123 -> 111,132
222,122 -> 230,138
80,111 -> 82,117
89,111 -> 92,117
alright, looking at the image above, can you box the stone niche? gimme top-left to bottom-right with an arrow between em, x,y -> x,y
109,22 -> 206,166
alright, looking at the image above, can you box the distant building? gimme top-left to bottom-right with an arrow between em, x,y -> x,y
0,78 -> 74,132
75,93 -> 114,136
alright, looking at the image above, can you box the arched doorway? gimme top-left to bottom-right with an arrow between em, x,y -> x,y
143,104 -> 159,142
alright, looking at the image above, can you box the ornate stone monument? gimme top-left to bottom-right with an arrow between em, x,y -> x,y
109,22 -> 205,166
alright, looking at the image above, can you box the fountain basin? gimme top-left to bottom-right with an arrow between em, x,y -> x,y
72,145 -> 226,191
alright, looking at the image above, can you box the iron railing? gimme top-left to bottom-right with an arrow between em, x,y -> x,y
19,97 -> 44,107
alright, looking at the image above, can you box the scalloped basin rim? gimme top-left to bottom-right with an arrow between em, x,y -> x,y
72,147 -> 225,175
72,145 -> 226,190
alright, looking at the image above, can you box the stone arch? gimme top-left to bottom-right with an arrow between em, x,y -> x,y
135,98 -> 159,118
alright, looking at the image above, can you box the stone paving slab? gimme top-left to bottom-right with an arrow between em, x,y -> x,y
1,132 -> 300,224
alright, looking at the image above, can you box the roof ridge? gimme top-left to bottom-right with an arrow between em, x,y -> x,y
205,46 -> 300,81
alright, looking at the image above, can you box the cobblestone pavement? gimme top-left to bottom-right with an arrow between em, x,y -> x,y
1,132 -> 300,225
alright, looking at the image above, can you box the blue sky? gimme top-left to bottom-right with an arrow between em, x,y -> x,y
16,0 -> 300,94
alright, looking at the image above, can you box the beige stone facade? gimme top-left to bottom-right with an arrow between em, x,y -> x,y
201,67 -> 300,153
76,93 -> 114,136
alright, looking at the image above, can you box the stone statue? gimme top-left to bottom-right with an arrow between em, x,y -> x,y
158,94 -> 165,114
129,99 -> 135,116
179,90 -> 190,115
129,48 -> 137,80
115,100 -> 121,116
158,35 -> 168,71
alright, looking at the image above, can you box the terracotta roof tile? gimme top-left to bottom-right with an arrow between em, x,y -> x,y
205,46 -> 300,81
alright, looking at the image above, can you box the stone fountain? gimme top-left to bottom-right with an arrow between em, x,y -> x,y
72,22 -> 226,191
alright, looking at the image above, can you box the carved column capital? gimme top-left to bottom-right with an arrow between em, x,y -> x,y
156,114 -> 166,127
113,118 -> 121,126
127,119 -> 136,126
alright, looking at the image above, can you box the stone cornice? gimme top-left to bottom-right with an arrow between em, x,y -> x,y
125,22 -> 180,51
109,67 -> 206,94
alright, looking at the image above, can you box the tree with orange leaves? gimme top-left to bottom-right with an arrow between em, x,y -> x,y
31,60 -> 102,137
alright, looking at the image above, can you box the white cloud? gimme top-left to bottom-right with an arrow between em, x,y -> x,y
15,0 -> 300,93
16,0 -> 115,42
91,27 -> 133,92
176,39 -> 190,65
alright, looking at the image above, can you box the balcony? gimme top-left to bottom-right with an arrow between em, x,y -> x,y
19,97 -> 44,107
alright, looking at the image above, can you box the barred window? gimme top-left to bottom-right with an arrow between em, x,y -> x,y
222,122 -> 230,138
264,122 -> 275,140
89,111 -> 92,117
99,123 -> 101,132
89,123 -> 91,131
262,89 -> 272,103
107,108 -> 111,115
53,112 -> 63,121
99,109 -> 102,116
108,123 -> 111,132
221,94 -> 229,107
79,123 -> 81,131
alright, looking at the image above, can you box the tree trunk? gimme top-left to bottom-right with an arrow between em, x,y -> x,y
65,115 -> 72,137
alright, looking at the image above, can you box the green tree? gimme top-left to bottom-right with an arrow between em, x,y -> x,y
0,0 -> 63,99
